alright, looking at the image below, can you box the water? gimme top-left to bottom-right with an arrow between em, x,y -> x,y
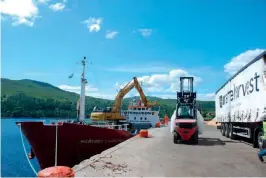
1,118 -> 140,177
1,118 -> 78,177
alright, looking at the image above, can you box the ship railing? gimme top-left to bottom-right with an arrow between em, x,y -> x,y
91,123 -> 129,131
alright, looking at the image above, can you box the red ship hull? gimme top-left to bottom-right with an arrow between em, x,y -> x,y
16,121 -> 134,169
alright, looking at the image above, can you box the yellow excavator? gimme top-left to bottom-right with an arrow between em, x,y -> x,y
90,77 -> 159,121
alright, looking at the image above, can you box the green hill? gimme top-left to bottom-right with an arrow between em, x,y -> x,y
1,78 -> 108,102
1,78 -> 215,118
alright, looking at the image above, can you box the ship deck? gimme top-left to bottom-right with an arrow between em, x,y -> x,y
73,124 -> 266,177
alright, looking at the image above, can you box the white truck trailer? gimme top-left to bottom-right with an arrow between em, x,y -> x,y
215,50 -> 266,149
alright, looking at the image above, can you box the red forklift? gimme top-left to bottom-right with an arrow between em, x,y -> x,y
173,77 -> 199,144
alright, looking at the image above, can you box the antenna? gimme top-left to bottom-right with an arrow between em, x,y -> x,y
78,56 -> 87,122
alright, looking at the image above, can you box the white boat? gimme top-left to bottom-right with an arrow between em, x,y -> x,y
121,99 -> 160,129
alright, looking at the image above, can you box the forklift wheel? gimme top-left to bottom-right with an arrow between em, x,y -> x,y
192,132 -> 198,145
173,132 -> 178,144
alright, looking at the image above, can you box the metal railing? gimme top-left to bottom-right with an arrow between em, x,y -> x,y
91,122 -> 129,131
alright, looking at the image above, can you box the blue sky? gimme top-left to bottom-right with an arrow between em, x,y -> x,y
1,0 -> 266,100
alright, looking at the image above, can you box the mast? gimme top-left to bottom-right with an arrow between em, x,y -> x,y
79,57 -> 87,122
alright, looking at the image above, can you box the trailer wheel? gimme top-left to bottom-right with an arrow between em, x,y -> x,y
225,123 -> 229,138
173,132 -> 178,144
228,123 -> 235,139
221,123 -> 225,136
253,129 -> 264,149
258,131 -> 264,150
220,123 -> 223,134
257,130 -> 264,150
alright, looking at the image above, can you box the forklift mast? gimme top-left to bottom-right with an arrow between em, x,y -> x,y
176,77 -> 197,119
177,77 -> 196,104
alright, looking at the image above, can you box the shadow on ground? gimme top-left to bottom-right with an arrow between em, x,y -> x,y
181,137 -> 226,146
180,137 -> 225,146
197,137 -> 225,146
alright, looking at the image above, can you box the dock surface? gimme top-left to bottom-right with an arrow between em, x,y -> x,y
73,125 -> 266,177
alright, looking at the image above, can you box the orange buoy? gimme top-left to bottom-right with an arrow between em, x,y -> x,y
139,129 -> 148,138
38,166 -> 75,177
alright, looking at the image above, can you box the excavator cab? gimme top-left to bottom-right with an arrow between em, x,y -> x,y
173,77 -> 198,144
92,106 -> 113,113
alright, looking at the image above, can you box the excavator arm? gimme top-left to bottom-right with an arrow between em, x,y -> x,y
133,78 -> 160,107
134,78 -> 160,107
133,77 -> 149,107
112,77 -> 159,112
111,79 -> 136,112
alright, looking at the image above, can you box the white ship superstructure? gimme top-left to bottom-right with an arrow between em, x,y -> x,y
121,99 -> 160,128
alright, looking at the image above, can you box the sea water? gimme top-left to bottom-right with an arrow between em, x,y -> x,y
1,118 -> 138,177
1,118 -> 83,177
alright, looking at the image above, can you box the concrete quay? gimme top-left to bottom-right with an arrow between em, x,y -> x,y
73,125 -> 266,177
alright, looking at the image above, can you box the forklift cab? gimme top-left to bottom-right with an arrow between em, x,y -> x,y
176,103 -> 194,119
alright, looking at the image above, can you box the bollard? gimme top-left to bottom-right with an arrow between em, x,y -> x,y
139,129 -> 148,138
155,122 -> 161,128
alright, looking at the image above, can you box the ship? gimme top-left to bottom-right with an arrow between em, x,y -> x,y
121,98 -> 161,129
16,57 -> 135,170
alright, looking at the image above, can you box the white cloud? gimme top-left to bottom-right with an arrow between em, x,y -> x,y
115,69 -> 202,93
58,84 -> 98,93
105,30 -> 118,39
0,0 -> 39,26
198,93 -> 215,101
12,16 -> 34,26
88,93 -> 115,100
138,28 -> 153,37
142,92 -> 215,101
224,49 -> 265,76
58,85 -> 117,99
169,69 -> 188,78
37,0 -> 50,4
49,2 -> 65,11
58,84 -> 214,101
153,94 -> 176,99
82,17 -> 103,32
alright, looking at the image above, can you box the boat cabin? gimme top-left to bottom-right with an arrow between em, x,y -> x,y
121,99 -> 160,128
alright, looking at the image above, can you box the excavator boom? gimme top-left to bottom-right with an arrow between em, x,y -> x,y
111,79 -> 136,112
90,77 -> 159,121
133,77 -> 149,107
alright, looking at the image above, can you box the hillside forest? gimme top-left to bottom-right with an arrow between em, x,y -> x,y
1,78 -> 215,120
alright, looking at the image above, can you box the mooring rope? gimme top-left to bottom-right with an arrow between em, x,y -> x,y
19,124 -> 38,176
55,123 -> 58,167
